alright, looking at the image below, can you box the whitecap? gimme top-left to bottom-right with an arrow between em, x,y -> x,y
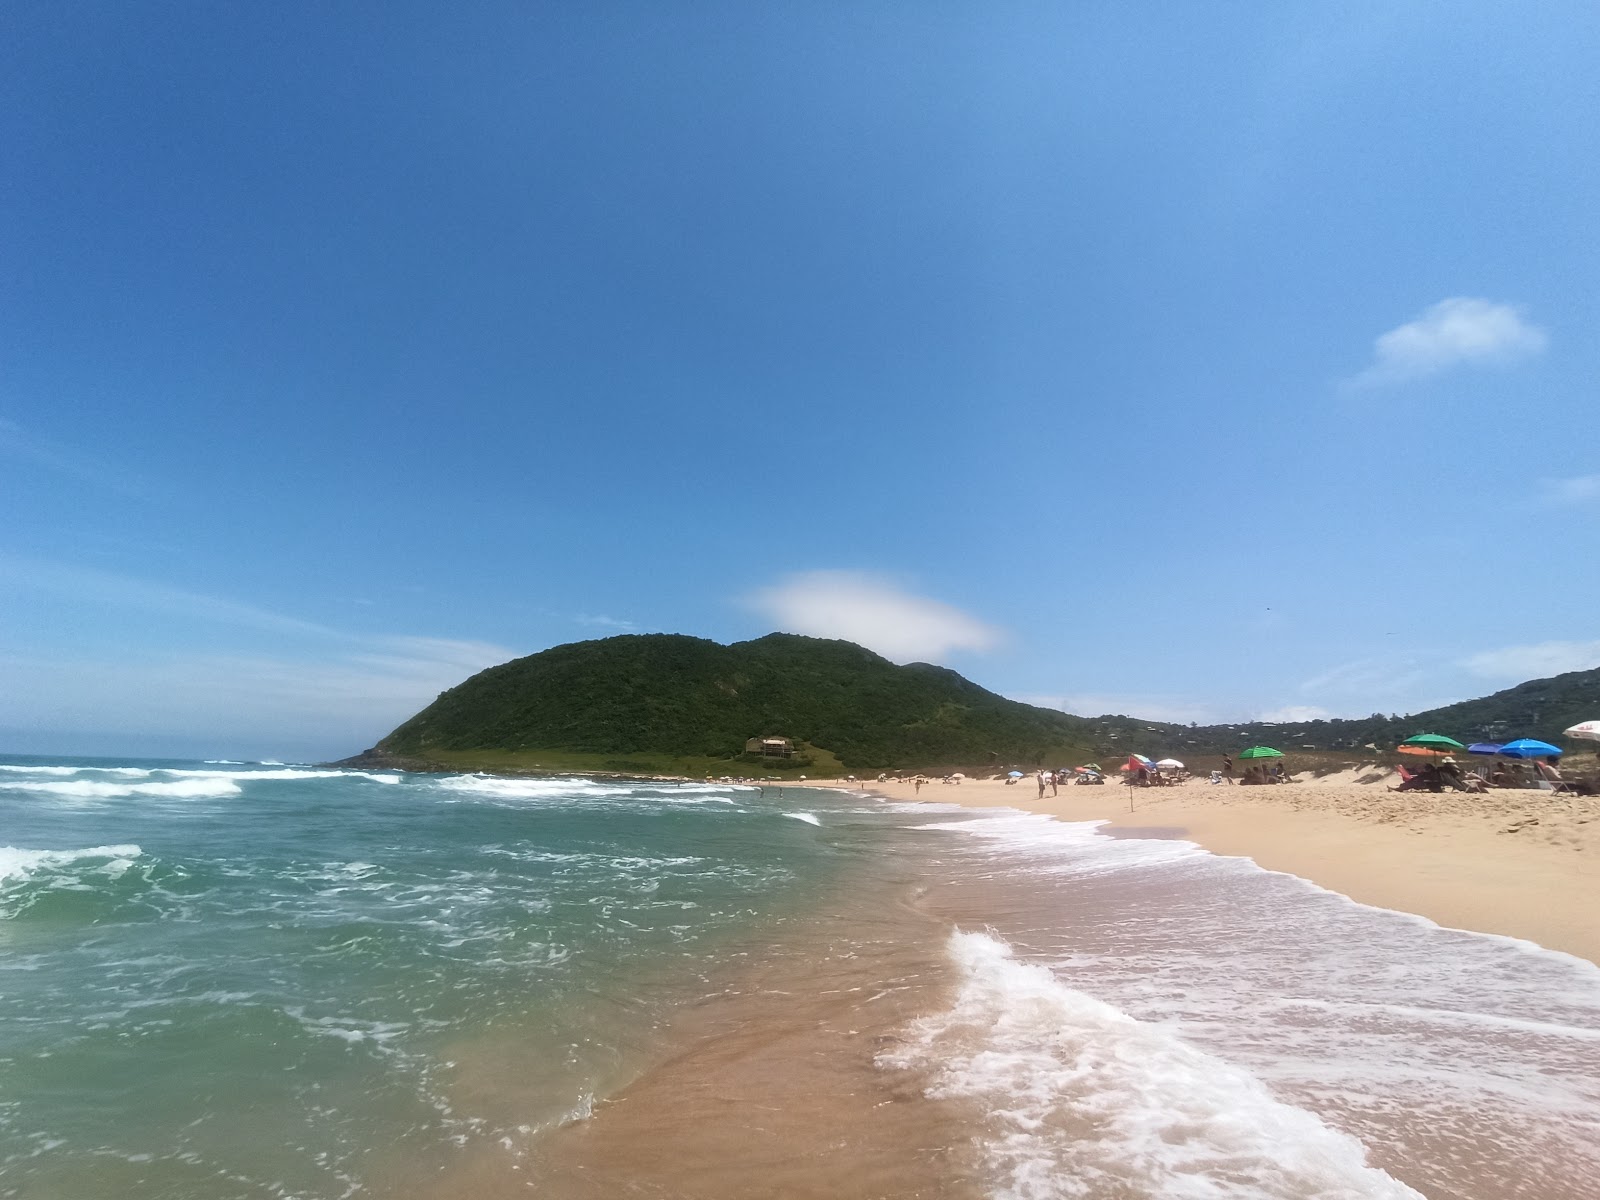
0,778 -> 242,801
157,768 -> 400,784
0,844 -> 144,886
783,812 -> 821,826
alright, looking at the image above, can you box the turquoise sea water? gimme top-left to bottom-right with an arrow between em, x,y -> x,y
0,758 -> 872,1198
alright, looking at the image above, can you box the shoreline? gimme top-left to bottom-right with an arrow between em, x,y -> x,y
793,775 -> 1600,967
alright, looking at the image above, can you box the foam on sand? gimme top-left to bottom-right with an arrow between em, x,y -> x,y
882,929 -> 1423,1200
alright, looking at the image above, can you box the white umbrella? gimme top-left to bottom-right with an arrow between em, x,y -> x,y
1155,758 -> 1185,769
1563,721 -> 1600,742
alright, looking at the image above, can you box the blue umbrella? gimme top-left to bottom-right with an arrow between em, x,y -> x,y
1499,739 -> 1562,759
1466,742 -> 1504,755
1007,770 -> 1025,777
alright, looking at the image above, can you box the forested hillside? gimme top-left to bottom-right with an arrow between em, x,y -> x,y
341,634 -> 1600,774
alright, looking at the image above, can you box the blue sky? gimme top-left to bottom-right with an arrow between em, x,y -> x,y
3,2 -> 1597,761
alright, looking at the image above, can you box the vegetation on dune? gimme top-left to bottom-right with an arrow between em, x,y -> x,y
345,633 -> 1600,775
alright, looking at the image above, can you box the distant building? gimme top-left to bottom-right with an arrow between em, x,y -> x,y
745,736 -> 794,758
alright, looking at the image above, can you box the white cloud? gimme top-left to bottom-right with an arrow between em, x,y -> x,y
1351,297 -> 1547,386
747,570 -> 1002,663
1462,640 -> 1600,680
1538,475 -> 1600,507
1255,704 -> 1333,723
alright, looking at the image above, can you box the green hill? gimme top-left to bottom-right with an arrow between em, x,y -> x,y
1174,667 -> 1600,756
343,632 -> 1112,774
338,633 -> 1600,775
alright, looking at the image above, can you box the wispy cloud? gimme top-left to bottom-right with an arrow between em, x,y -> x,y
1350,297 -> 1547,386
0,637 -> 516,756
1537,475 -> 1600,507
0,556 -> 519,757
1299,657 -> 1426,700
575,613 -> 639,633
0,556 -> 336,639
1462,640 -> 1600,681
0,416 -> 147,495
747,570 -> 1003,663
1016,693 -> 1218,725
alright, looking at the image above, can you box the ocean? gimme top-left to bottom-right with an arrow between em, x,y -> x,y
2,758 -> 1597,1199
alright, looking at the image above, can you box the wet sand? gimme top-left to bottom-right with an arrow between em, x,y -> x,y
810,775 -> 1600,966
427,837 -> 989,1200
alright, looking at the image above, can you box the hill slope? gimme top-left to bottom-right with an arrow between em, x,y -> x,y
350,632 -> 1107,773
341,633 -> 1600,774
1173,667 -> 1600,756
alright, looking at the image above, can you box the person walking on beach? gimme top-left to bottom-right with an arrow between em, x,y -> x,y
1221,754 -> 1235,785
913,776 -> 923,795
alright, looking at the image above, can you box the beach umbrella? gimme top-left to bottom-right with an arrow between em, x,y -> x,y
1237,746 -> 1283,759
1466,743 -> 1504,756
1006,770 -> 1024,778
1562,721 -> 1600,742
1155,758 -> 1184,768
1400,734 -> 1466,752
1498,739 -> 1563,759
1397,744 -> 1454,758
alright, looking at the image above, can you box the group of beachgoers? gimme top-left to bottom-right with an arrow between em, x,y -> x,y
1392,755 -> 1587,794
1201,754 -> 1290,786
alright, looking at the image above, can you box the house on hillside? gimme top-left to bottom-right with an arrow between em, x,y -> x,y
745,736 -> 794,758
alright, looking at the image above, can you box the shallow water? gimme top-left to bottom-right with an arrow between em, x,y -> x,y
4,761 -> 1598,1199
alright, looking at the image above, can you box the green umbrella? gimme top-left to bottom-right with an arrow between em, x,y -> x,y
1400,733 -> 1465,751
1238,746 -> 1283,759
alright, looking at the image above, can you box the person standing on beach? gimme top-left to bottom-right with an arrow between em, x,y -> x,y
913,776 -> 923,795
1037,770 -> 1048,798
1221,754 -> 1235,785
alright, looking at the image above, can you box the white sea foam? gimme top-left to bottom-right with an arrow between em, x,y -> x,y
0,844 -> 144,886
0,764 -> 152,778
883,930 -> 1423,1200
157,767 -> 401,784
435,774 -> 618,800
0,778 -> 242,800
913,810 -> 1203,873
784,812 -> 821,826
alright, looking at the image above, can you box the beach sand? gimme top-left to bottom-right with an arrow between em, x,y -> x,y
805,773 -> 1600,967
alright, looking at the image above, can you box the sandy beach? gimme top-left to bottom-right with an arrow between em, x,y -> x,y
794,771 -> 1600,967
